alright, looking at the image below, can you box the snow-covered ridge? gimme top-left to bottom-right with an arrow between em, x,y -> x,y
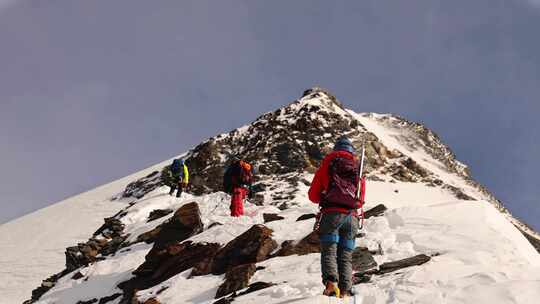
2,88 -> 539,304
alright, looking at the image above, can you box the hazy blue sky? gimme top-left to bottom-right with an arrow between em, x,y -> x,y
0,1 -> 539,231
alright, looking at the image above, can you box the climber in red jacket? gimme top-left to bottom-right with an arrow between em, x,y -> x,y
309,136 -> 366,298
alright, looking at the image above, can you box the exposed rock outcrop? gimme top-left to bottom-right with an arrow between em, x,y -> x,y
150,202 -> 204,249
275,230 -> 320,257
215,264 -> 257,298
296,213 -> 317,221
147,209 -> 173,223
213,282 -> 275,304
211,225 -> 277,275
364,204 -> 388,219
120,242 -> 221,303
352,246 -> 377,272
123,171 -> 163,199
263,213 -> 284,223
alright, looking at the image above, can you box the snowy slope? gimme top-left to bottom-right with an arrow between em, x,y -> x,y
31,184 -> 540,304
2,88 -> 540,304
0,158 -> 176,304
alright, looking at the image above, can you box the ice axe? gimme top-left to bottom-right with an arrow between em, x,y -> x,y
356,145 -> 366,230
356,146 -> 365,200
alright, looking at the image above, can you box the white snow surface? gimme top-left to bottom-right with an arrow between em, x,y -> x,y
0,157 -> 177,304
1,104 -> 539,304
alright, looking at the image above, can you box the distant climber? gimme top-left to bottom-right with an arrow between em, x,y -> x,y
168,158 -> 189,198
308,136 -> 366,298
223,158 -> 254,217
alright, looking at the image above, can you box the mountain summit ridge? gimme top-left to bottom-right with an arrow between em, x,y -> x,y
124,88 -> 508,209
122,87 -> 538,245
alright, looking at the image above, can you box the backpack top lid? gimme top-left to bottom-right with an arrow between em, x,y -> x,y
173,159 -> 185,165
333,136 -> 354,154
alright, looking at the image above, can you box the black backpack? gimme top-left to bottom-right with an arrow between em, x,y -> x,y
223,160 -> 252,194
223,161 -> 240,194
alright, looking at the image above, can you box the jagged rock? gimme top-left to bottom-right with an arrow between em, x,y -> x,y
518,228 -> 540,253
443,185 -> 476,201
367,175 -> 385,182
392,166 -> 416,182
353,254 -> 432,286
72,271 -> 84,280
66,244 -> 98,271
361,254 -> 432,277
213,281 -> 275,304
152,202 -> 204,249
302,87 -> 341,107
402,157 -> 430,178
133,241 -> 220,280
364,204 -> 387,219
93,217 -> 125,237
251,183 -> 267,192
25,269 -> 70,303
116,204 -> 208,302
263,213 -> 284,223
76,299 -> 98,304
372,141 -> 400,160
74,295 -> 122,304
378,254 -> 431,274
120,242 -> 221,302
123,170 -> 163,199
184,140 -> 225,195
190,255 -> 217,277
133,242 -> 221,283
100,235 -> 128,256
215,264 -> 257,298
238,282 -> 275,296
214,297 -> 233,304
352,247 -> 377,273
136,227 -> 162,244
353,274 -> 372,284
296,213 -> 316,221
97,293 -> 122,304
208,222 -> 223,229
211,225 -> 277,275
251,194 -> 265,206
63,216 -> 129,273
147,209 -> 173,222
370,141 -> 389,162
275,230 -> 320,257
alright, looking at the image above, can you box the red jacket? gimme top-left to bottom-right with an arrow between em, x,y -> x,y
308,150 -> 366,214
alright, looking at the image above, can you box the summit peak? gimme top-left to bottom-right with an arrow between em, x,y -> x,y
298,86 -> 344,110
